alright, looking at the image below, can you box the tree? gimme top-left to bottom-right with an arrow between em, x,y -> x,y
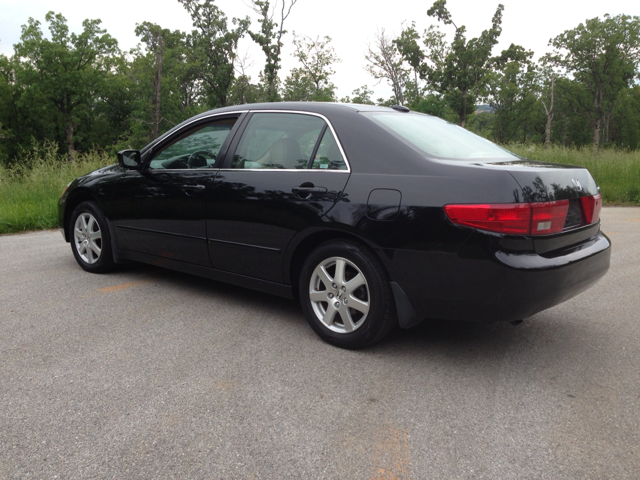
393,23 -> 425,104
248,0 -> 298,102
426,0 -> 505,127
341,85 -> 375,105
486,44 -> 538,143
14,12 -> 118,161
127,23 -> 202,144
179,0 -> 249,109
544,14 -> 640,153
538,67 -> 557,149
365,29 -> 408,106
282,35 -> 340,102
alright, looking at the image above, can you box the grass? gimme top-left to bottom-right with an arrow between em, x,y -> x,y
1,142 -> 638,235
0,143 -> 112,234
506,144 -> 640,205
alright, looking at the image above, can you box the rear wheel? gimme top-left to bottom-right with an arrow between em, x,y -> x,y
299,240 -> 396,349
69,201 -> 116,273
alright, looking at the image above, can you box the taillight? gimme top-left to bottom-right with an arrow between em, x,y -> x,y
444,200 -> 570,236
580,194 -> 602,224
530,201 -> 570,234
443,204 -> 531,234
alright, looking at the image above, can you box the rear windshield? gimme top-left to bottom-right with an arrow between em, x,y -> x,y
366,112 -> 519,161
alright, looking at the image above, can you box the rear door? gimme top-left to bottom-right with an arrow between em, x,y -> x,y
206,111 -> 350,283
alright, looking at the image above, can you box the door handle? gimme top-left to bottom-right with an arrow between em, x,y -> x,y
182,184 -> 205,189
292,186 -> 327,195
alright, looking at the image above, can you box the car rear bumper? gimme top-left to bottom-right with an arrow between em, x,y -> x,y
387,231 -> 611,325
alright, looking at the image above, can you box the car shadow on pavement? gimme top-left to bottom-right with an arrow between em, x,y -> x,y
117,262 -> 580,365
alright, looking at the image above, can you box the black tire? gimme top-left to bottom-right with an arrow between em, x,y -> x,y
69,201 -> 116,273
299,240 -> 397,349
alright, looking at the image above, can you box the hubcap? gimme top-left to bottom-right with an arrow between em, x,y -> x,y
73,213 -> 102,264
309,257 -> 370,334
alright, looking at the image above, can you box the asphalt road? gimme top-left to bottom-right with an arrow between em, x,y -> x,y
1,207 -> 638,479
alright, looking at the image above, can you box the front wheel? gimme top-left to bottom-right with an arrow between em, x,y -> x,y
299,240 -> 397,349
69,201 -> 116,273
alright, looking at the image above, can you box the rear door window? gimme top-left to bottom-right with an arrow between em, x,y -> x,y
231,113 -> 325,169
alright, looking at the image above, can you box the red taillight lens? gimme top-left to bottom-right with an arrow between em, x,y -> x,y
530,201 -> 570,235
444,200 -> 570,236
444,204 -> 531,235
580,194 -> 602,224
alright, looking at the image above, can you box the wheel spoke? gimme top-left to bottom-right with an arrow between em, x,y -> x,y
74,228 -> 83,239
89,230 -> 102,242
338,308 -> 355,333
344,273 -> 365,295
314,265 -> 334,289
334,258 -> 346,285
87,215 -> 96,232
347,295 -> 369,315
310,291 -> 328,303
81,215 -> 89,233
322,306 -> 337,327
89,241 -> 101,258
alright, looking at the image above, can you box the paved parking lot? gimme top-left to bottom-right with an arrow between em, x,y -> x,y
1,207 -> 638,479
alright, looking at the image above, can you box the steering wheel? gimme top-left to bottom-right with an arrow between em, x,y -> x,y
187,150 -> 216,169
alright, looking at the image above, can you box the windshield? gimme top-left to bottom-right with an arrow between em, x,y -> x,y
366,112 -> 519,161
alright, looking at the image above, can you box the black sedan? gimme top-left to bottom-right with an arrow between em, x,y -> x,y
58,103 -> 611,349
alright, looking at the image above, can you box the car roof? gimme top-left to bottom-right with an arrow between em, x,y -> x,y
142,102 -> 432,176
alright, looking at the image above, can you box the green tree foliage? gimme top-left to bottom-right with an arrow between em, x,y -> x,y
544,14 -> 640,152
341,85 -> 375,105
426,0 -> 505,127
123,23 -> 204,148
282,35 -> 340,102
13,12 -> 119,161
486,44 -> 539,143
179,0 -> 250,109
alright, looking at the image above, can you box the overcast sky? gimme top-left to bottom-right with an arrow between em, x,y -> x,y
0,0 -> 636,99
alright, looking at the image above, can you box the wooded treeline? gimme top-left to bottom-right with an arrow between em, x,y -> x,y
0,0 -> 639,164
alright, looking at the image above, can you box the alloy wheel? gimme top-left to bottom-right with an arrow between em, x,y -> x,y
73,213 -> 102,264
309,256 -> 370,334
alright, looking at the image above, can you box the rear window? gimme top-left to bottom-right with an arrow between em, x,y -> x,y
366,112 -> 519,161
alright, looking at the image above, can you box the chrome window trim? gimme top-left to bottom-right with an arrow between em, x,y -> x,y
148,109 -> 352,173
224,109 -> 352,173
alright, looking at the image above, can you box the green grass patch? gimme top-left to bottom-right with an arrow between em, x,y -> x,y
0,143 -> 112,234
507,145 -> 640,205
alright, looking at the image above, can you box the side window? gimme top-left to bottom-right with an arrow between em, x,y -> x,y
149,117 -> 237,170
311,128 -> 347,170
232,113 -> 325,169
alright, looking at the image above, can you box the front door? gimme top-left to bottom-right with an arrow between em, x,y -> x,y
112,116 -> 239,265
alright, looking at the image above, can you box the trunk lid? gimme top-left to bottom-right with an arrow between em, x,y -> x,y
476,159 -> 602,255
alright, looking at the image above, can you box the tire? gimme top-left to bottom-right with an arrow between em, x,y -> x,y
69,201 -> 116,273
299,240 -> 397,349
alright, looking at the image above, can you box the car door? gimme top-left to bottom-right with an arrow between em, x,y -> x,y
112,115 -> 241,266
206,111 -> 351,283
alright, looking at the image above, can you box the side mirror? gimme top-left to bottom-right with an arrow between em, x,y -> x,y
118,149 -> 142,170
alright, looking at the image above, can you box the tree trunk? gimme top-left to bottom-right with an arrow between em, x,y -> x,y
65,117 -> 76,163
460,91 -> 467,128
593,118 -> 601,155
152,34 -> 164,140
543,77 -> 555,150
